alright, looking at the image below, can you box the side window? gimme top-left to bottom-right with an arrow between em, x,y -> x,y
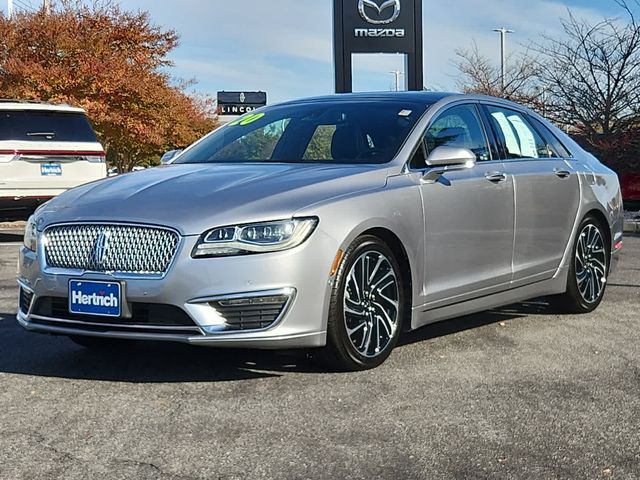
303,125 -> 337,160
528,116 -> 571,158
486,106 -> 550,159
210,119 -> 290,161
424,104 -> 490,162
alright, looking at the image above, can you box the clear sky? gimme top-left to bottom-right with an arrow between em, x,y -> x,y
0,0 -> 628,103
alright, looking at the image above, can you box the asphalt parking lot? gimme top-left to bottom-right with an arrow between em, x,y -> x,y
0,230 -> 638,480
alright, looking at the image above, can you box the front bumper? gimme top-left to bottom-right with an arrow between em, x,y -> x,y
16,230 -> 339,349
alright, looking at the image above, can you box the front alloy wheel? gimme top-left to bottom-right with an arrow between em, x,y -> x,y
317,235 -> 405,371
343,250 -> 400,358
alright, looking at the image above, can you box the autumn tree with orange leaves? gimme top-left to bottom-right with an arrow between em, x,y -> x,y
0,0 -> 216,172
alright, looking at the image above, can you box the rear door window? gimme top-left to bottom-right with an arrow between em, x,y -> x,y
0,111 -> 98,142
485,106 -> 550,159
527,116 -> 572,158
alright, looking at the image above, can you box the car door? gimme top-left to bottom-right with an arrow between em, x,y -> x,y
411,103 -> 514,307
482,104 -> 580,285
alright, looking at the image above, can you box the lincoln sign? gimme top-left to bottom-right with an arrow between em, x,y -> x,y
217,91 -> 267,116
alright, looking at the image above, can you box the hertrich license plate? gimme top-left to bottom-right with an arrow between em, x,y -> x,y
41,163 -> 62,176
69,280 -> 121,317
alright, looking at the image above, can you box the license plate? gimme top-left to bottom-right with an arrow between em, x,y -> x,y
69,280 -> 121,317
41,163 -> 62,176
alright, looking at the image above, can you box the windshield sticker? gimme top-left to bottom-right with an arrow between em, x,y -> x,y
398,109 -> 412,117
229,112 -> 265,126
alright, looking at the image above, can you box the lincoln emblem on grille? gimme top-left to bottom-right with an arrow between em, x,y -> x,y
93,231 -> 109,266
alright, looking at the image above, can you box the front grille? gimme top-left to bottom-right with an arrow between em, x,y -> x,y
210,294 -> 290,331
19,287 -> 34,314
44,224 -> 179,275
31,297 -> 201,336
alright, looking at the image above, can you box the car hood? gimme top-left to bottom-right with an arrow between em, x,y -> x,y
37,163 -> 388,235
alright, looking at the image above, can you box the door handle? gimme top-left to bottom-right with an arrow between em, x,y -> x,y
554,168 -> 571,179
485,171 -> 507,182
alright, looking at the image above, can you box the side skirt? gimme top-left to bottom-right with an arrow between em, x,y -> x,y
410,268 -> 569,330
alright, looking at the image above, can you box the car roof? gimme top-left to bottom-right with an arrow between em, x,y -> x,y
0,100 -> 86,114
275,91 -> 459,106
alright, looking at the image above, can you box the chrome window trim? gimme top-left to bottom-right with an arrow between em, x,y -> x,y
39,221 -> 182,280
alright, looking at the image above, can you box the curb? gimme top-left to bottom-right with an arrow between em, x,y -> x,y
624,220 -> 640,233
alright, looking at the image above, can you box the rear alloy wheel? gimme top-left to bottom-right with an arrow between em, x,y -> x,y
316,235 -> 405,371
552,216 -> 609,313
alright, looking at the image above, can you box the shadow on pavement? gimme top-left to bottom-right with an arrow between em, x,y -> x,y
399,300 -> 552,347
0,313 -> 321,382
0,300 -> 554,383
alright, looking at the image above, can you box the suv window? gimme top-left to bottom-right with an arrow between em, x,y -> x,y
423,104 -> 490,163
485,106 -> 550,159
0,111 -> 98,142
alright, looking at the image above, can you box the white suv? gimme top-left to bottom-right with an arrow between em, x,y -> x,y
0,100 -> 106,220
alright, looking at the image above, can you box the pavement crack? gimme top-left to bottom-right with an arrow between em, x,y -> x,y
31,431 -> 87,466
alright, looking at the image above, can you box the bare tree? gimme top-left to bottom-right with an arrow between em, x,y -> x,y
453,1 -> 640,172
534,1 -> 640,156
454,42 -> 542,105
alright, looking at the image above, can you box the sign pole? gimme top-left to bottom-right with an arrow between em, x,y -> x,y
409,0 -> 424,91
333,0 -> 352,93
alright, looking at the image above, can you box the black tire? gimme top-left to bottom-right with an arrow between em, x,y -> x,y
314,235 -> 406,371
551,215 -> 610,313
67,335 -> 133,350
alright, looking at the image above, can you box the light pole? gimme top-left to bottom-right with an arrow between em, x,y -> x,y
44,0 -> 50,14
7,0 -> 13,19
390,70 -> 402,92
493,27 -> 514,94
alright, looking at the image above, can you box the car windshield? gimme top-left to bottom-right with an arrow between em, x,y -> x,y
0,111 -> 98,142
174,100 -> 430,165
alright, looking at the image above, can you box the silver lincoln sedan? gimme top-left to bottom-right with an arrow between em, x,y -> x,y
17,92 -> 624,370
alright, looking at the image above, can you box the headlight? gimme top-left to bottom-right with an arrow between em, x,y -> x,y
23,216 -> 37,252
192,218 -> 318,258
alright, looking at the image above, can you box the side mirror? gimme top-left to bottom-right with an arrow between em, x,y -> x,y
160,149 -> 183,165
422,146 -> 476,183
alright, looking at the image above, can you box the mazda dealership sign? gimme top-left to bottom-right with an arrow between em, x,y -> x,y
333,0 -> 423,92
358,0 -> 401,24
355,0 -> 404,37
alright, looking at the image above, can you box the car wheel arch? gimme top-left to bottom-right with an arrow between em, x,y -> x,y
342,226 -> 415,332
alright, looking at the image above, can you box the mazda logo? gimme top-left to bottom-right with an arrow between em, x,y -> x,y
358,0 -> 401,25
93,231 -> 109,266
